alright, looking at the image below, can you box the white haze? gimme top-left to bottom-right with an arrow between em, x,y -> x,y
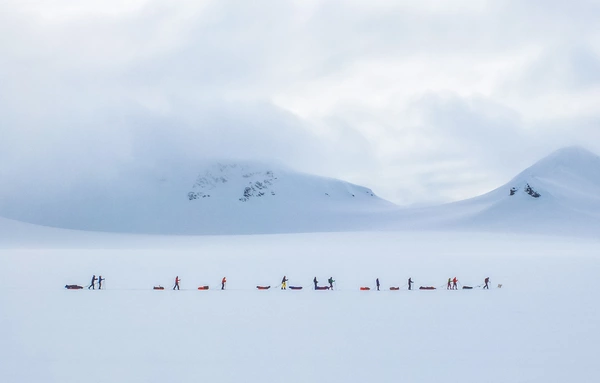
2,0 -> 600,205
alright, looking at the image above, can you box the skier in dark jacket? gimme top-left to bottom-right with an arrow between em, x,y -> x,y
483,277 -> 490,289
88,275 -> 97,290
281,276 -> 288,290
408,278 -> 413,290
376,278 -> 380,291
173,276 -> 180,290
98,276 -> 105,290
328,277 -> 335,290
313,277 -> 318,290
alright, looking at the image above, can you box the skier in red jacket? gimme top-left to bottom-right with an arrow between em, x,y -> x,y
173,276 -> 180,290
452,277 -> 458,290
221,277 -> 227,290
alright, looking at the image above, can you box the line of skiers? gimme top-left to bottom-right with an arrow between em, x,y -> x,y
445,276 -> 490,290
88,275 -> 105,290
176,276 -> 227,290
447,277 -> 458,290
84,275 -> 490,290
312,277 -> 335,290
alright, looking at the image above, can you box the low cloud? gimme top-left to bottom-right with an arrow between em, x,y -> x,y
1,0 -> 600,206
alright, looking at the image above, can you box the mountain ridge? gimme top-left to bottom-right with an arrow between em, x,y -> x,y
1,147 -> 599,236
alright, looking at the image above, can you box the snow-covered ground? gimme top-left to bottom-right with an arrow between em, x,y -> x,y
1,146 -> 600,382
0,161 -> 395,235
1,224 -> 599,383
2,146 -> 600,237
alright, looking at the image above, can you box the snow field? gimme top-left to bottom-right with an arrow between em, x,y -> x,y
1,231 -> 599,382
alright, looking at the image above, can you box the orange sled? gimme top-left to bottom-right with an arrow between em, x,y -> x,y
360,287 -> 371,291
389,287 -> 400,291
256,286 -> 271,290
197,286 -> 209,290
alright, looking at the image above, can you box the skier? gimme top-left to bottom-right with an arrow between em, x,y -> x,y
452,277 -> 458,290
313,277 -> 318,290
98,275 -> 105,290
483,277 -> 490,289
221,276 -> 227,290
408,277 -> 413,290
328,277 -> 335,290
88,275 -> 97,290
281,276 -> 288,290
173,276 -> 180,290
376,278 -> 380,291
447,277 -> 452,290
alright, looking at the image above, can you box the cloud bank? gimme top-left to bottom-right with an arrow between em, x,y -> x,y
1,0 -> 600,205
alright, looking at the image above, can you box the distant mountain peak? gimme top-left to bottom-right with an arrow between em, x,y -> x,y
188,162 -> 279,202
508,145 -> 600,186
547,145 -> 596,157
185,160 -> 383,207
527,146 -> 600,172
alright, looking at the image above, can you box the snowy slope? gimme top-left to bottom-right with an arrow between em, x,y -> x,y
406,146 -> 600,234
1,227 -> 600,383
0,162 -> 396,235
2,147 -> 599,236
187,162 -> 381,205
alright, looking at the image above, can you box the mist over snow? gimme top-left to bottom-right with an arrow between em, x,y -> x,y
2,0 -> 600,206
398,146 -> 600,236
3,2 -> 600,383
0,146 -> 599,237
0,160 -> 396,235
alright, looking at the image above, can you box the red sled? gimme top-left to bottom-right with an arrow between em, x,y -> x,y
289,286 -> 303,290
65,285 -> 83,290
256,286 -> 271,290
315,286 -> 330,290
419,286 -> 436,290
389,287 -> 400,291
360,287 -> 370,291
197,286 -> 209,290
153,286 -> 165,290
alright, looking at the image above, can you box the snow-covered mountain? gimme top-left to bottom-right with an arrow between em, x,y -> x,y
2,147 -> 599,236
0,162 -> 395,235
413,146 -> 600,234
187,162 -> 380,204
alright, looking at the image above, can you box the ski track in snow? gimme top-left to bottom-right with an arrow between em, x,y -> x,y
1,229 -> 599,383
2,147 -> 600,381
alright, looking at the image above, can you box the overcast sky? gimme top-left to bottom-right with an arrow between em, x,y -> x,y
2,0 -> 600,205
